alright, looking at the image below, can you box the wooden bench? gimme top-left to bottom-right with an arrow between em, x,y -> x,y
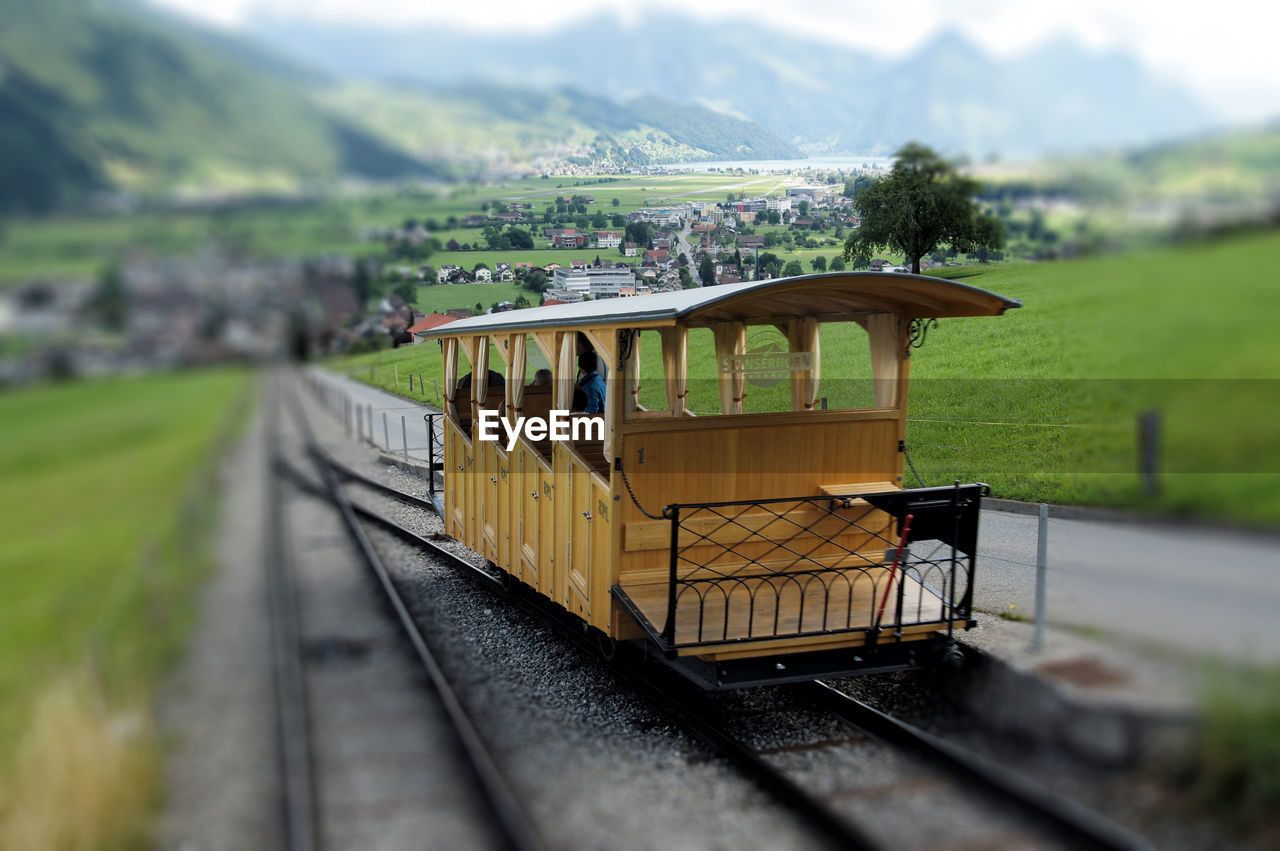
818,480 -> 900,509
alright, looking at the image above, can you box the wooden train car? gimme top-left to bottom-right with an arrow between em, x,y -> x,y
424,272 -> 1020,688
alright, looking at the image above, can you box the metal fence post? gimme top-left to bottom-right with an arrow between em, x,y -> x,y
401,415 -> 408,460
1138,410 -> 1162,498
382,411 -> 390,451
426,414 -> 435,499
1031,503 -> 1048,652
367,405 -> 374,446
662,506 -> 680,645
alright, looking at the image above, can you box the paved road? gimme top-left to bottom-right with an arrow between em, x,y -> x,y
308,369 -> 1280,663
978,509 -> 1279,662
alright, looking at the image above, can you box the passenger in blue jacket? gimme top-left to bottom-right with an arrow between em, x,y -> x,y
573,351 -> 606,415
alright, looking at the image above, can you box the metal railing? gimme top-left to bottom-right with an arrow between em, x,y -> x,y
657,483 -> 986,650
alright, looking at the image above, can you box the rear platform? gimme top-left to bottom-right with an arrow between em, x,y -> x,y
612,484 -> 986,688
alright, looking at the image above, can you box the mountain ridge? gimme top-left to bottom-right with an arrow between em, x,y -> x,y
243,10 -> 1215,157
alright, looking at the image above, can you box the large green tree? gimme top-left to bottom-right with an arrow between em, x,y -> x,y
842,142 -> 1002,275
698,254 -> 716,287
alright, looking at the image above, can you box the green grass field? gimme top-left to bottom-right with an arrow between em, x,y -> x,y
0,369 -> 249,846
331,230 -> 1280,523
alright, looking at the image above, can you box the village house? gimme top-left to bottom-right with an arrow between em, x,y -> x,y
642,249 -> 673,269
473,266 -> 493,282
407,312 -> 460,344
494,262 -> 515,282
595,230 -> 622,249
622,242 -> 638,257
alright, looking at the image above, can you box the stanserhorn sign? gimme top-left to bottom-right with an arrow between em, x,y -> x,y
718,351 -> 814,384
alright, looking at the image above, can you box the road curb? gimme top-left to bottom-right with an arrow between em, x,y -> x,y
950,638 -> 1199,768
984,496 -> 1280,540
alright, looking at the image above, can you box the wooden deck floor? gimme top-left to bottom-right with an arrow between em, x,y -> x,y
617,564 -> 953,649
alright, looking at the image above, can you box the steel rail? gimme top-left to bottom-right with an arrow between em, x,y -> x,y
281,388 -> 544,851
315,447 -> 438,512
792,680 -> 1155,851
277,463 -> 877,850
264,380 -> 319,851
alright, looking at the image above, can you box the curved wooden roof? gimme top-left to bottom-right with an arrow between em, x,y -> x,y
423,271 -> 1020,338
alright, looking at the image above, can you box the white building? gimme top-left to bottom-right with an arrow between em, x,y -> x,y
550,265 -> 638,299
595,231 -> 622,249
765,196 -> 793,214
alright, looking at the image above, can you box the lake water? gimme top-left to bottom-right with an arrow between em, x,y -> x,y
654,156 -> 893,172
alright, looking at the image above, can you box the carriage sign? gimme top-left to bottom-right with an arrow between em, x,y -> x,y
718,351 -> 814,386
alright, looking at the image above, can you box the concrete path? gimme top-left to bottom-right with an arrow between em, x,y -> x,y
308,368 -> 443,466
307,369 -> 1280,664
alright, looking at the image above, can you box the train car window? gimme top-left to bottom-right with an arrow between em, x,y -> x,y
450,345 -> 475,427
683,327 -> 720,415
740,325 -> 795,415
819,321 -> 877,410
523,334 -> 554,384
631,329 -> 670,415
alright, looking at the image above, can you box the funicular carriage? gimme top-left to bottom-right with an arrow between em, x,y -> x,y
425,273 -> 1020,688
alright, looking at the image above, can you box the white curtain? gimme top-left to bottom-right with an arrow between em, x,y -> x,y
787,317 -> 821,411
659,326 -> 688,416
442,337 -> 458,420
865,313 -> 901,408
507,334 -> 527,419
713,321 -> 747,415
471,336 -> 489,418
623,331 -> 642,414
556,332 -> 576,410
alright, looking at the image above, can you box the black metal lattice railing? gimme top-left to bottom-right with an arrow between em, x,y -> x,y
657,483 -> 986,649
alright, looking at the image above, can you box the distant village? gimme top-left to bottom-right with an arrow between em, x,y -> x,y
1,177 -> 929,382
368,183 -> 898,349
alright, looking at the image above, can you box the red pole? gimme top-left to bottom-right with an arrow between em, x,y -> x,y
875,513 -> 914,629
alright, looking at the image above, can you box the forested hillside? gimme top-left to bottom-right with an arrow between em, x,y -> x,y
0,0 -> 428,208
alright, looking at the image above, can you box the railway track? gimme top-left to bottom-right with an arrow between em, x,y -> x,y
282,373 -> 1157,851
263,381 -> 319,851
266,376 -> 542,850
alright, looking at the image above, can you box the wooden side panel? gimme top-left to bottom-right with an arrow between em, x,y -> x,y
566,461 -> 592,619
479,442 -> 499,561
513,445 -> 538,586
616,416 -> 901,580
444,418 -> 471,542
552,445 -> 572,606
589,474 -> 613,632
537,451 -> 556,598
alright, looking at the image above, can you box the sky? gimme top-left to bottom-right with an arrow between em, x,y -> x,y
148,0 -> 1280,122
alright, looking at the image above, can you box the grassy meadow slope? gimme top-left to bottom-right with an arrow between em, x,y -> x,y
331,230 -> 1279,522
0,369 -> 248,847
